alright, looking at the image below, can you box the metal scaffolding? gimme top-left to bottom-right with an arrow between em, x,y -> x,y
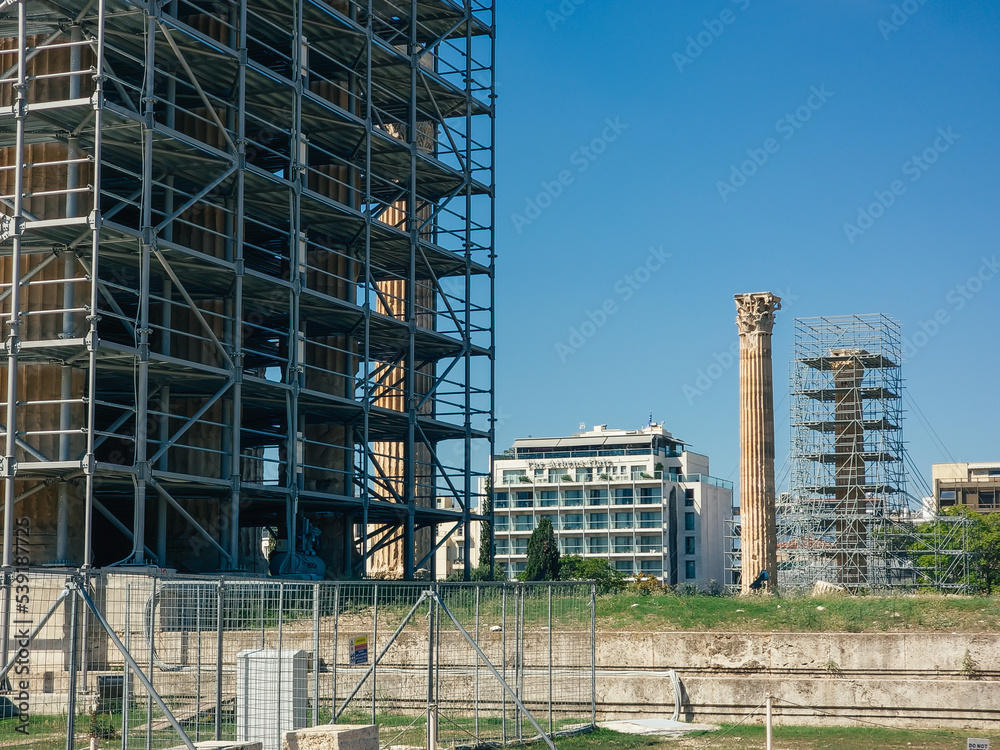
782,315 -> 909,590
0,0 -> 494,580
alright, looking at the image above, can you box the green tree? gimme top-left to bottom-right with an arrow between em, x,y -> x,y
559,555 -> 626,593
522,517 -> 560,581
479,476 -> 493,571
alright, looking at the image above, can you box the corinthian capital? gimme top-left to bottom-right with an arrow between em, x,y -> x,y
735,292 -> 782,335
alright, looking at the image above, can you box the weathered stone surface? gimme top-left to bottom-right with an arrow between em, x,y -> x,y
735,292 -> 781,593
281,724 -> 379,750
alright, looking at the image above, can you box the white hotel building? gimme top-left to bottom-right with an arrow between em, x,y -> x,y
491,423 -> 733,587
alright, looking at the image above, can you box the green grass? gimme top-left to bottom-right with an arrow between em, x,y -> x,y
541,725 -> 1000,750
595,591 -> 1000,632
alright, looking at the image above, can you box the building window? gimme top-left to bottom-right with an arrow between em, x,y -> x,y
639,487 -> 661,504
639,511 -> 662,528
630,465 -> 645,479
456,547 -> 465,563
587,489 -> 608,505
980,492 -> 997,509
588,512 -> 608,530
495,539 -> 509,555
563,490 -> 583,506
563,513 -> 583,530
613,536 -> 633,553
638,535 -> 661,553
615,560 -> 633,574
640,560 -> 662,575
512,538 -> 528,555
685,536 -> 695,555
587,537 -> 609,554
511,562 -> 526,577
684,512 -> 695,531
539,490 -> 557,507
576,468 -> 593,482
614,488 -> 633,505
561,537 -> 583,555
515,491 -> 533,508
685,560 -> 696,579
502,470 -> 525,484
685,488 -> 695,506
548,469 -> 564,483
495,493 -> 509,509
495,517 -> 509,531
613,512 -> 633,529
514,515 -> 533,531
538,513 -> 558,529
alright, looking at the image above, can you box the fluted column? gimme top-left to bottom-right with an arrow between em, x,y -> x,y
735,292 -> 781,593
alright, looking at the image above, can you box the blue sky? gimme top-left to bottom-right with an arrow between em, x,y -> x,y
491,0 -> 1000,502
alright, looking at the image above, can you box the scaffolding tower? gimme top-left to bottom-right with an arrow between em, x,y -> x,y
0,0 -> 494,579
783,315 -> 909,590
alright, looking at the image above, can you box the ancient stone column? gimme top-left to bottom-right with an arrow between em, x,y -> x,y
735,292 -> 781,593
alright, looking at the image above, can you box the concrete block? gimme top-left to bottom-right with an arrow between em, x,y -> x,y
281,724 -> 379,750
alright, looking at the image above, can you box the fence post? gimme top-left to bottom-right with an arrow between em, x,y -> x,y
591,582 -> 596,727
548,584 -> 553,736
215,578 -> 224,741
312,582 -> 320,726
65,584 -> 79,750
371,583 -> 377,725
426,583 -> 434,750
331,583 -> 339,724
122,581 -> 131,749
501,585 -> 506,747
474,585 -> 480,744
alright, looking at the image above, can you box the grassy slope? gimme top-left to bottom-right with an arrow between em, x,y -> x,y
595,592 -> 1000,632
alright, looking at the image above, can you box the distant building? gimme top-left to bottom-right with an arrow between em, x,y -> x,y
933,462 -> 1000,513
491,423 -> 733,587
433,497 -> 481,580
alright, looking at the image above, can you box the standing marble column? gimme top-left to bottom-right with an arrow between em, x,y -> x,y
735,292 -> 781,593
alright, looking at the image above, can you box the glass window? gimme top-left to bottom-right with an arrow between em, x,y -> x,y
614,488 -> 634,505
511,561 -> 526,576
587,489 -> 608,505
588,512 -> 608,530
614,560 -> 633,574
563,513 -> 583,530
515,491 -> 534,508
548,469 -> 564,483
613,511 -> 633,529
495,538 -> 509,555
639,487 -> 661,504
495,516 -> 509,531
685,488 -> 695,507
502,470 -> 525,484
685,512 -> 695,531
495,493 -> 509,509
534,468 -> 545,479
631,465 -> 645,479
640,560 -> 662,575
513,538 -> 528,554
563,490 -> 583,506
685,560 -> 696,579
613,536 -> 633,553
980,492 -> 997,509
639,535 -> 661,553
514,515 -> 533,531
939,490 -> 956,500
576,468 -> 593,482
539,490 -> 558,507
561,537 -> 583,554
587,537 -> 609,554
685,536 -> 695,555
639,511 -> 662,528
538,513 -> 558,529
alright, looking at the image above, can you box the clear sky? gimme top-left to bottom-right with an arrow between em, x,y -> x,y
491,0 -> 1000,503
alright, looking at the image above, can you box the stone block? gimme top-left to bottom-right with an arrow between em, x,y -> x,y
281,724 -> 379,750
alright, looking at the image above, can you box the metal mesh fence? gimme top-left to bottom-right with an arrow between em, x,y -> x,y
0,571 -> 595,749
